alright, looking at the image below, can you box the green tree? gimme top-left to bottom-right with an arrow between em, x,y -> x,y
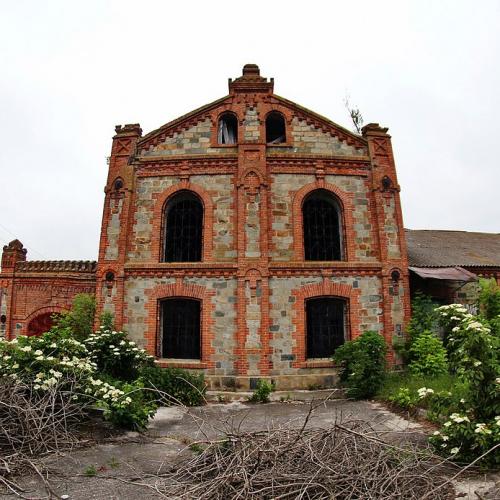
56,293 -> 96,340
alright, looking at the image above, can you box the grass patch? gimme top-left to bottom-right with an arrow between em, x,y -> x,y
377,372 -> 468,416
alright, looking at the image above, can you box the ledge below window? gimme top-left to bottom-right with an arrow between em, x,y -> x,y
154,359 -> 208,370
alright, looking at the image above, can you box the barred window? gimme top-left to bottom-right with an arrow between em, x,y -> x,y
303,190 -> 342,261
161,298 -> 201,359
306,297 -> 346,358
164,191 -> 203,262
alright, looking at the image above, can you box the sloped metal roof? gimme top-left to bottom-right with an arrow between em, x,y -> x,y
405,229 -> 500,268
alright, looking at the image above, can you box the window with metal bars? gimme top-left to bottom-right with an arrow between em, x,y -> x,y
303,190 -> 342,261
306,297 -> 346,358
161,298 -> 201,359
164,191 -> 203,262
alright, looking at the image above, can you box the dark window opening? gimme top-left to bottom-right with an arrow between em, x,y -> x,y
0,314 -> 6,324
114,178 -> 123,191
218,113 -> 238,144
303,190 -> 342,261
266,112 -> 286,144
161,298 -> 201,359
306,297 -> 346,358
164,191 -> 203,262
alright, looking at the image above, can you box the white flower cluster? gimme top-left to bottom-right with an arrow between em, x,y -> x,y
444,413 -> 470,426
87,377 -> 131,406
59,356 -> 96,372
84,329 -> 153,361
474,423 -> 492,435
417,387 -> 434,399
33,369 -> 63,390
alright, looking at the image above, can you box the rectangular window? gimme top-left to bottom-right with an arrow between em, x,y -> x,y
161,298 -> 201,359
306,297 -> 346,358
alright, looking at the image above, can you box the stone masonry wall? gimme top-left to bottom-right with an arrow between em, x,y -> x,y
105,198 -> 123,261
124,276 -> 238,376
270,174 -> 376,261
128,175 -> 235,262
290,117 -> 367,156
243,107 -> 260,142
269,276 -> 383,375
142,118 -> 233,156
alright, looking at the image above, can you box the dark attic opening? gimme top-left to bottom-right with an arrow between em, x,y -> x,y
218,113 -> 238,144
266,112 -> 286,144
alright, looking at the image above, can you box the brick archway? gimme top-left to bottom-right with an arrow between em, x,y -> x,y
290,279 -> 361,368
151,181 -> 214,263
292,181 -> 355,261
145,281 -> 215,368
23,306 -> 68,337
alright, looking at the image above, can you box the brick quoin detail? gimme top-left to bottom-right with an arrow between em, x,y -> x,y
144,281 -> 215,369
292,181 -> 356,261
151,181 -> 214,263
291,280 -> 361,368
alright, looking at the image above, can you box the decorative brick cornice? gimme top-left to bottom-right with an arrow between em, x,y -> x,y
15,261 -> 97,273
136,155 -> 238,177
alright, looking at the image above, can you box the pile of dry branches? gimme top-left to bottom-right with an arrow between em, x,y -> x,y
0,378 -> 89,494
160,418 -> 454,499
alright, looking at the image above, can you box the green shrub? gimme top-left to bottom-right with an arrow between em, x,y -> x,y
333,331 -> 387,399
140,366 -> 206,407
84,328 -> 154,381
101,379 -> 158,430
388,388 -> 418,410
0,326 -> 157,431
478,278 -> 500,320
248,379 -> 274,403
395,293 -> 439,365
55,293 -> 96,340
408,331 -> 448,376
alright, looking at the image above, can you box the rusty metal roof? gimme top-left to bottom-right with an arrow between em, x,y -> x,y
409,266 -> 477,281
406,229 -> 500,268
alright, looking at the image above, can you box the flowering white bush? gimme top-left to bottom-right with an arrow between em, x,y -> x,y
0,327 -> 157,429
430,304 -> 500,465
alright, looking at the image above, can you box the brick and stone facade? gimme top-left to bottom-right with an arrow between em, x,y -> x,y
0,64 -> 412,389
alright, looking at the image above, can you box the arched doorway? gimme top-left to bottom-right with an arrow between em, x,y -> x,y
27,312 -> 55,337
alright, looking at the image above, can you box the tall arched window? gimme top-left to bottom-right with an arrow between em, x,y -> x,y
266,112 -> 286,144
218,112 -> 238,144
306,297 -> 346,358
164,191 -> 203,262
303,190 -> 342,261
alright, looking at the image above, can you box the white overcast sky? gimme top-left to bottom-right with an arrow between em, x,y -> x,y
1,1 -> 499,260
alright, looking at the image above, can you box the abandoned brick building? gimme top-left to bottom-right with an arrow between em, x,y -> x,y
0,64 -> 426,389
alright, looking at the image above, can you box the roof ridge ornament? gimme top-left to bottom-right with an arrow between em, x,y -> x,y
229,64 -> 274,94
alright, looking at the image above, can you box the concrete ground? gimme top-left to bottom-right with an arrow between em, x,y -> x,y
3,398 -> 499,499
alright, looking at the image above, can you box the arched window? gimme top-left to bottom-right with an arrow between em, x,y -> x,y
218,112 -> 238,144
303,190 -> 342,261
164,191 -> 203,262
306,297 -> 346,358
266,112 -> 286,144
161,298 -> 201,359
27,312 -> 55,337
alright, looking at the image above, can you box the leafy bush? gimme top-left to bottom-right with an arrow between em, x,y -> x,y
84,327 -> 154,381
432,304 -> 500,465
333,331 -> 387,399
388,388 -> 418,410
408,331 -> 448,376
394,293 -> 439,365
0,326 -> 157,430
55,293 -> 96,340
478,278 -> 500,321
429,414 -> 500,466
101,378 -> 157,430
140,366 -> 206,406
248,379 -> 274,403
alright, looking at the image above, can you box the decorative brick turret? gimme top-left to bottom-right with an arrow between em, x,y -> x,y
1,240 -> 27,271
